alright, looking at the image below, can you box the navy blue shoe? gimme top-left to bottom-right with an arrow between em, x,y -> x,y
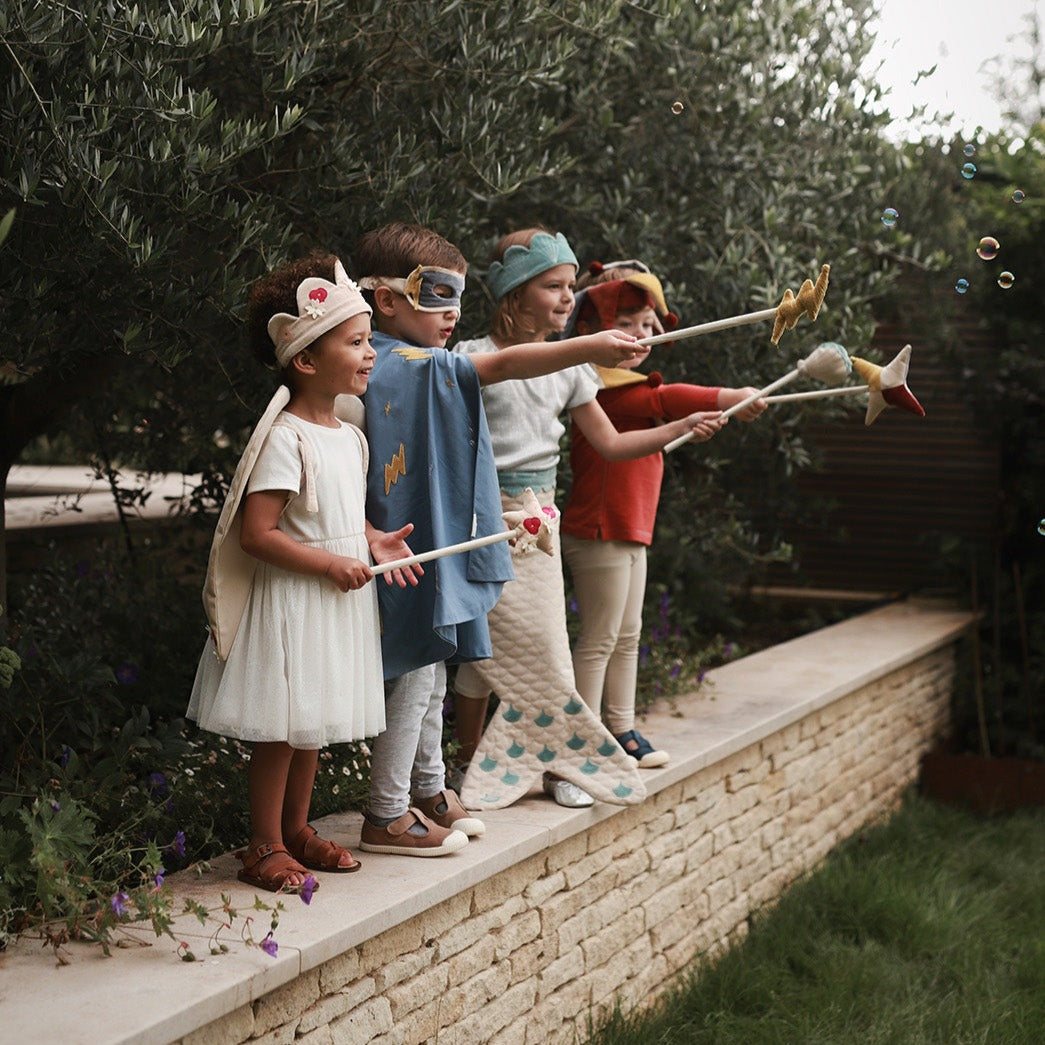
615,729 -> 670,768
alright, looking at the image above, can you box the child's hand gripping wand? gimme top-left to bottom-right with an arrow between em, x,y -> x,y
371,488 -> 559,576
663,342 -> 854,453
635,264 -> 830,349
761,344 -> 926,426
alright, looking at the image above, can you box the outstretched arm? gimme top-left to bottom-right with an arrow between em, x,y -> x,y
570,399 -> 725,461
471,330 -> 641,386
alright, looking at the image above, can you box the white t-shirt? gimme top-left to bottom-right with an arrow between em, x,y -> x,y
453,335 -> 598,472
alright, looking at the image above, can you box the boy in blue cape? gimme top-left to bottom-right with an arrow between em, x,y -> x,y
354,222 -> 642,854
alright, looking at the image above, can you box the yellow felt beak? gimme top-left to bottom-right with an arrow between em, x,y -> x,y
624,273 -> 670,318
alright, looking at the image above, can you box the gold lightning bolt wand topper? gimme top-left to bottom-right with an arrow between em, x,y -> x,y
635,264 -> 830,348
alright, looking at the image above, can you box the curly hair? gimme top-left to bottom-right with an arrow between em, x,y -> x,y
245,252 -> 339,369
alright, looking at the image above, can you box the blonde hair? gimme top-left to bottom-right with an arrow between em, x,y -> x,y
488,226 -> 558,342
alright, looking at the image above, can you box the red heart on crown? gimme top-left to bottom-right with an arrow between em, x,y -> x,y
522,518 -> 541,535
309,288 -> 328,302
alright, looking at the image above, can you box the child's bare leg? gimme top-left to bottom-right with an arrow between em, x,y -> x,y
282,748 -> 319,839
246,741 -> 308,887
453,690 -> 490,766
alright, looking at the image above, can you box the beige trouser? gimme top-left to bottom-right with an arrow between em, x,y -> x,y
560,534 -> 647,736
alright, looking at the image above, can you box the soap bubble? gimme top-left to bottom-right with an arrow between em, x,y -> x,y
1011,189 -> 1026,204
954,278 -> 970,294
963,143 -> 976,157
961,163 -> 977,179
1039,519 -> 1045,536
997,271 -> 1015,289
976,236 -> 999,260
881,207 -> 899,228
671,100 -> 685,115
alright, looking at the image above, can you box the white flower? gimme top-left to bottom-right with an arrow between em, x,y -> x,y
303,301 -> 326,319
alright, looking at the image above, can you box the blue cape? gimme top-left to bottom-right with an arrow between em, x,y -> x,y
364,331 -> 513,679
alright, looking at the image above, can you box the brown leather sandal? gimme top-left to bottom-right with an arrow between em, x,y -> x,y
235,842 -> 318,893
288,825 -> 361,873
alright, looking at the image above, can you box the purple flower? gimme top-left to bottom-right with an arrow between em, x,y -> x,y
59,746 -> 72,767
659,591 -> 670,622
723,642 -> 735,658
115,662 -> 140,685
568,596 -> 578,614
153,868 -> 165,888
299,875 -> 317,905
110,892 -> 130,917
639,644 -> 649,667
697,669 -> 707,683
261,932 -> 278,957
669,662 -> 681,680
145,771 -> 168,797
168,830 -> 186,859
51,801 -> 61,812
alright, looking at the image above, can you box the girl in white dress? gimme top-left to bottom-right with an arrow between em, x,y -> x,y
188,254 -> 418,892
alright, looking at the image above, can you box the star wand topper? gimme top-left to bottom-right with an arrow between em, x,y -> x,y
371,488 -> 557,576
761,344 -> 926,426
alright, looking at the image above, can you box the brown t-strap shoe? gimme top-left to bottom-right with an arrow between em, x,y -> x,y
358,807 -> 468,856
414,788 -> 486,837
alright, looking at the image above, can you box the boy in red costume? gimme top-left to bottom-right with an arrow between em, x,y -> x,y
560,261 -> 766,767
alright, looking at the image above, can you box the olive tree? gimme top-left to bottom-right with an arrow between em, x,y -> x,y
1,0 -> 912,613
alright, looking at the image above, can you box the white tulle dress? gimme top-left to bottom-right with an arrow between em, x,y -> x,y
187,414 -> 385,748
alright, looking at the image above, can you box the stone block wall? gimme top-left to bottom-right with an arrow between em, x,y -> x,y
179,644 -> 955,1045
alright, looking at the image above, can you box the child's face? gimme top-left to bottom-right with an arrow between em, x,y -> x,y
311,314 -> 376,396
611,307 -> 656,369
515,264 -> 577,336
377,274 -> 464,348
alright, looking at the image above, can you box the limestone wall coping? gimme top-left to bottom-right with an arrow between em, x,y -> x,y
0,599 -> 973,1044
5,464 -> 203,530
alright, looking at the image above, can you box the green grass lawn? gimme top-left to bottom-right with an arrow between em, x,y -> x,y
587,795 -> 1045,1045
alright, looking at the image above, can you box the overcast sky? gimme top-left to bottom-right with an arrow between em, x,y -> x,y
864,0 -> 1043,139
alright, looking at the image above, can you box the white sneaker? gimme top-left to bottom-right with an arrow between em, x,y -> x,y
542,774 -> 594,808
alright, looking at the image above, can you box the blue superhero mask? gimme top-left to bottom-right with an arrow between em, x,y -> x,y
360,265 -> 465,313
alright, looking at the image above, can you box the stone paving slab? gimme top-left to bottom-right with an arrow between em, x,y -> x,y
0,599 -> 973,1044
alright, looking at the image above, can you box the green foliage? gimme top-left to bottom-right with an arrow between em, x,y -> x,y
947,127 -> 1045,759
0,538 -> 368,947
885,123 -> 1045,759
1,0 -> 933,947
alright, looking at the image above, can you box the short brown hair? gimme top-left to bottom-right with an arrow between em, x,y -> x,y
354,222 -> 466,280
245,251 -> 338,369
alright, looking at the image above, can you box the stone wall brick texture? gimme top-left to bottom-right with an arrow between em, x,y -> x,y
180,647 -> 954,1045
